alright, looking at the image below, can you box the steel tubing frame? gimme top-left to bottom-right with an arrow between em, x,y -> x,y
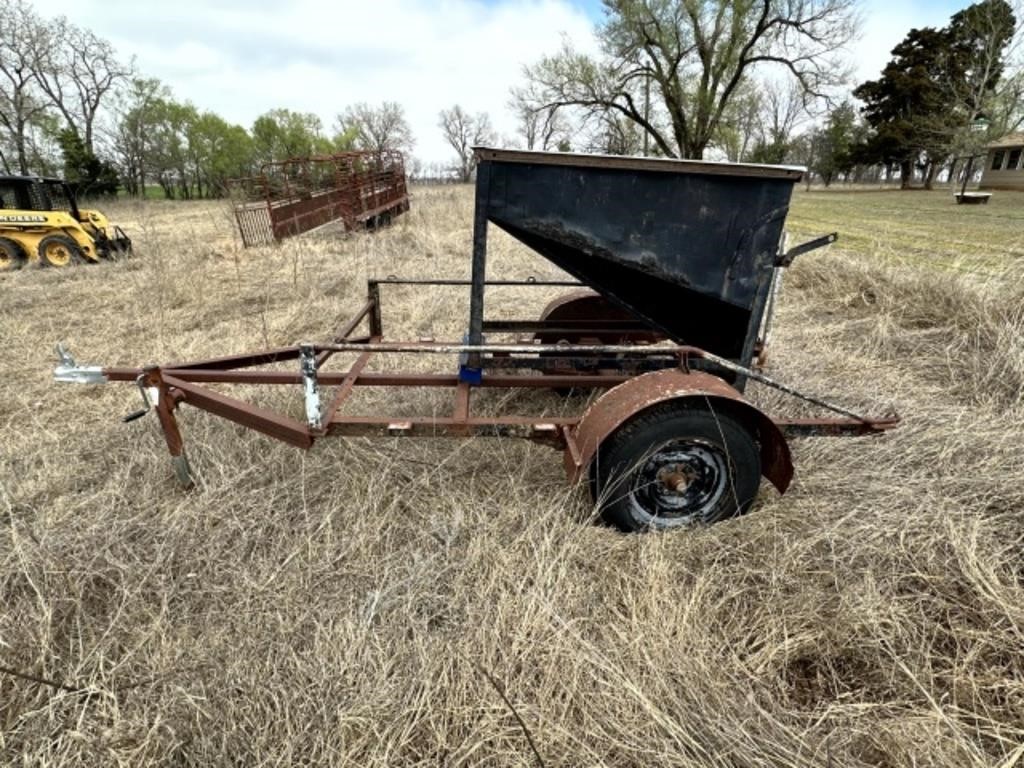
97,278 -> 899,486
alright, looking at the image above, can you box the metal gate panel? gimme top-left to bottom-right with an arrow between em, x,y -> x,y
234,204 -> 274,247
228,151 -> 409,247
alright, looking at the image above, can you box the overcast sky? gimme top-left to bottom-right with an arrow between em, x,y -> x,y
30,0 -> 976,164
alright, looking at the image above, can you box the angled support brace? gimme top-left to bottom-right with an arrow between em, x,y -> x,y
141,366 -> 194,489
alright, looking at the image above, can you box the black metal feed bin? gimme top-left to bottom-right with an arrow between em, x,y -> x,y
462,148 -> 805,383
54,147 -> 896,533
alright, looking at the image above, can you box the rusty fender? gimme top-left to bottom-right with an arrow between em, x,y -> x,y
564,368 -> 793,493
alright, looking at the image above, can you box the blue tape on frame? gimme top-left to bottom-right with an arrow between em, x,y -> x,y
458,365 -> 482,385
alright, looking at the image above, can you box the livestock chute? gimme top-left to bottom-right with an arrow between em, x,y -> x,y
228,150 -> 410,247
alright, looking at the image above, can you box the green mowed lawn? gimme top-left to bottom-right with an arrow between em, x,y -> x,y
787,187 -> 1024,274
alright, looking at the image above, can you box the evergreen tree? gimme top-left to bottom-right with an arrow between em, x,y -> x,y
811,102 -> 858,186
853,0 -> 1016,189
58,128 -> 118,197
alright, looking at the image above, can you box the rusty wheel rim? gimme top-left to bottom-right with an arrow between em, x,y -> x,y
629,438 -> 730,526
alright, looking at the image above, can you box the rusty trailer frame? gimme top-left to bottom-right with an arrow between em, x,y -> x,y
56,148 -> 900,531
56,275 -> 898,495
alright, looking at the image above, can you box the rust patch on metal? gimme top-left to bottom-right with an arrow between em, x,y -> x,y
163,375 -> 313,450
565,368 -> 793,493
140,366 -> 194,489
536,289 -> 665,345
535,289 -> 667,378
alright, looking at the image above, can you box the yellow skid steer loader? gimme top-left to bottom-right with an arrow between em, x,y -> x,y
0,175 -> 131,270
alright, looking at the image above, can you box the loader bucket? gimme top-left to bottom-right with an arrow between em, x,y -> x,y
473,148 -> 803,368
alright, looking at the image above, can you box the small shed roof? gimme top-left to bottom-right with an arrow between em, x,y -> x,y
987,132 -> 1024,149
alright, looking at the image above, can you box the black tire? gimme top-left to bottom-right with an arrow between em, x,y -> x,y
591,401 -> 761,532
37,234 -> 85,268
0,237 -> 27,271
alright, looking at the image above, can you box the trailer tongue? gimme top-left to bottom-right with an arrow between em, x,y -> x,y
54,147 -> 898,532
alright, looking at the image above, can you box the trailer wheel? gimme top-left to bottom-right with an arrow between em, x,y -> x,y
38,234 -> 85,267
0,237 -> 27,271
591,401 -> 761,532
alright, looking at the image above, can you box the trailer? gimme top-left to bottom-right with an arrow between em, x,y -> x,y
55,148 -> 897,532
229,150 -> 410,247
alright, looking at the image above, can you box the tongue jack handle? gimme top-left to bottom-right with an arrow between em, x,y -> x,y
122,374 -> 153,422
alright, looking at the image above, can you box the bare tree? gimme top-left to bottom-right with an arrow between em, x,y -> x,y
438,105 -> 496,181
741,77 -> 813,162
989,68 -> 1024,133
716,82 -> 762,161
583,110 -> 646,154
335,101 -> 415,156
404,155 -> 424,181
763,80 -> 811,145
109,77 -> 169,196
30,16 -> 133,153
525,0 -> 860,159
0,0 -> 51,174
508,85 -> 570,150
999,2 -> 1024,132
942,0 -> 1021,155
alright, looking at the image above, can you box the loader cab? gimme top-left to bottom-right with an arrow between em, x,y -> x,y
40,179 -> 82,220
0,175 -> 81,220
0,176 -> 36,211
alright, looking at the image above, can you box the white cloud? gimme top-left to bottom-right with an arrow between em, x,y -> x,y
30,0 -> 597,164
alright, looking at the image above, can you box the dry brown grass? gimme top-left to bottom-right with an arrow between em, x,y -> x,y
1,186 -> 1023,766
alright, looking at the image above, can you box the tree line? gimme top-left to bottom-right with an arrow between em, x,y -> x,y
2,0 -> 1022,197
0,0 -> 498,197
517,0 -> 1023,189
